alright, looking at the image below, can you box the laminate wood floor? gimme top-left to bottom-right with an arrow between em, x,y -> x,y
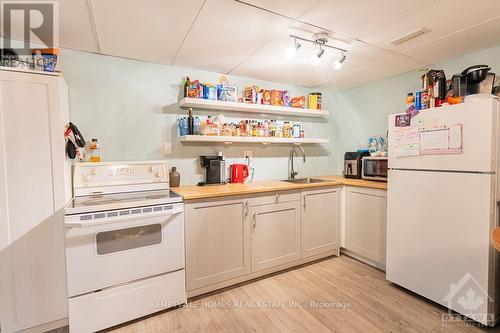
106,256 -> 497,333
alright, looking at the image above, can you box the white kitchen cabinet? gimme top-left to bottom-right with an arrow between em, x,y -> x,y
250,200 -> 301,272
301,187 -> 341,258
185,197 -> 251,291
344,186 -> 387,269
0,70 -> 70,333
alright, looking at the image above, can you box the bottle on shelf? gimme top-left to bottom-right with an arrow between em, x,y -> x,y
187,108 -> 194,135
193,116 -> 201,135
183,76 -> 190,98
293,123 -> 301,138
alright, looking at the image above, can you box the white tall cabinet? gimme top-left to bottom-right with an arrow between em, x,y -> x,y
0,69 -> 71,333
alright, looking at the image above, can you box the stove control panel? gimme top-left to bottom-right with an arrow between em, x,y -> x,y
73,161 -> 169,195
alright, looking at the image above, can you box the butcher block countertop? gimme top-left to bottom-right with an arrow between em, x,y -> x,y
172,175 -> 387,200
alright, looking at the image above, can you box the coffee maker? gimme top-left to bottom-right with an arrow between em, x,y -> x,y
344,151 -> 370,179
198,155 -> 227,186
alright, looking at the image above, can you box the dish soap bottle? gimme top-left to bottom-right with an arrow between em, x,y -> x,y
169,167 -> 180,187
89,139 -> 101,162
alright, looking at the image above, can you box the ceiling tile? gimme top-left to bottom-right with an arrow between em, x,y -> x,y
403,16 -> 500,64
237,0 -> 321,19
324,53 -> 428,90
361,0 -> 500,54
298,0 -> 435,38
231,28 -> 393,87
92,0 -> 205,64
60,0 -> 99,52
173,0 -> 291,74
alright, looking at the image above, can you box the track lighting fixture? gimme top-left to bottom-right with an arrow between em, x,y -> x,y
284,38 -> 301,60
310,46 -> 324,66
332,52 -> 346,70
284,33 -> 347,68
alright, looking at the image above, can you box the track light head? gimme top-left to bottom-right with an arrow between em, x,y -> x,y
333,52 -> 346,70
284,38 -> 302,59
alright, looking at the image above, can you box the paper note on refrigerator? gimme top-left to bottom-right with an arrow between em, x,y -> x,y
419,124 -> 463,155
393,125 -> 420,158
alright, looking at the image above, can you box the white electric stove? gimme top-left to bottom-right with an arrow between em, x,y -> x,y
64,161 -> 186,333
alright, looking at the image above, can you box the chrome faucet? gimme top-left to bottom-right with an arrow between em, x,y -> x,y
288,144 -> 306,179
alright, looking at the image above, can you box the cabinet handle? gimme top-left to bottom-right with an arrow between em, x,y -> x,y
244,201 -> 249,216
252,212 -> 257,228
303,195 -> 306,209
275,193 -> 279,203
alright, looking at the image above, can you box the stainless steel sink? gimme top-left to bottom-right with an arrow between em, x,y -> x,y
281,178 -> 331,184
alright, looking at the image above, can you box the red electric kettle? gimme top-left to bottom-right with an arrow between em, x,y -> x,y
230,164 -> 249,183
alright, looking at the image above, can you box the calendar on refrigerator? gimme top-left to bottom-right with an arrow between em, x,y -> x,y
419,124 -> 463,155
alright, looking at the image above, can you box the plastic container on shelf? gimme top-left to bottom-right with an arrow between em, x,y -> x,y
89,139 -> 101,162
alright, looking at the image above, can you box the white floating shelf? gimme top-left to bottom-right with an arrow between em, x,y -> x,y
179,135 -> 329,145
179,98 -> 329,118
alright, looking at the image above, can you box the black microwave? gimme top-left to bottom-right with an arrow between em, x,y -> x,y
362,156 -> 388,182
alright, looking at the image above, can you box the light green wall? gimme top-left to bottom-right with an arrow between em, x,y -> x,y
61,44 -> 500,183
330,45 -> 500,173
60,49 -> 336,185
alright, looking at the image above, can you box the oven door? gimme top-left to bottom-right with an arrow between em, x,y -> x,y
64,203 -> 184,297
363,159 -> 388,180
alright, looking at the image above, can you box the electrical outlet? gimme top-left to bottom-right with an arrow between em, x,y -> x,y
243,150 -> 253,158
164,142 -> 172,155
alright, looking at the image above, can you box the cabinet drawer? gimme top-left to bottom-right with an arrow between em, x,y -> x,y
68,270 -> 186,333
249,190 -> 300,206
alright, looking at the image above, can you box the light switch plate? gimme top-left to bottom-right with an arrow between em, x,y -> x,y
164,142 -> 172,155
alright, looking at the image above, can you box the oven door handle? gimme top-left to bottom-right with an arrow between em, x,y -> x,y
65,207 -> 184,228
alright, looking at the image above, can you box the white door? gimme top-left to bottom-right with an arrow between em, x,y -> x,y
388,98 -> 498,172
302,187 -> 340,258
0,73 -> 55,247
0,72 -> 69,333
345,187 -> 387,266
251,201 -> 301,272
185,198 -> 250,290
387,169 -> 495,324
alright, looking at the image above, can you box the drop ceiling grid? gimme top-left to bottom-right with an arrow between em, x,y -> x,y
32,0 -> 500,89
90,0 -> 206,65
224,0 -> 325,74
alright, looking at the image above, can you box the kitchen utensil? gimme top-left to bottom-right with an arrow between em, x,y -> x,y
344,151 -> 370,179
451,74 -> 466,98
461,65 -> 491,84
493,86 -> 500,97
229,164 -> 249,183
198,155 -> 226,186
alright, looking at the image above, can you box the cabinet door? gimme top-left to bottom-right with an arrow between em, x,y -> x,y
0,72 -> 69,332
301,187 -> 340,258
0,72 -> 55,246
345,187 -> 387,265
185,198 -> 250,290
250,201 -> 300,272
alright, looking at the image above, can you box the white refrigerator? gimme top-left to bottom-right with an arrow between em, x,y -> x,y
386,96 -> 499,326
